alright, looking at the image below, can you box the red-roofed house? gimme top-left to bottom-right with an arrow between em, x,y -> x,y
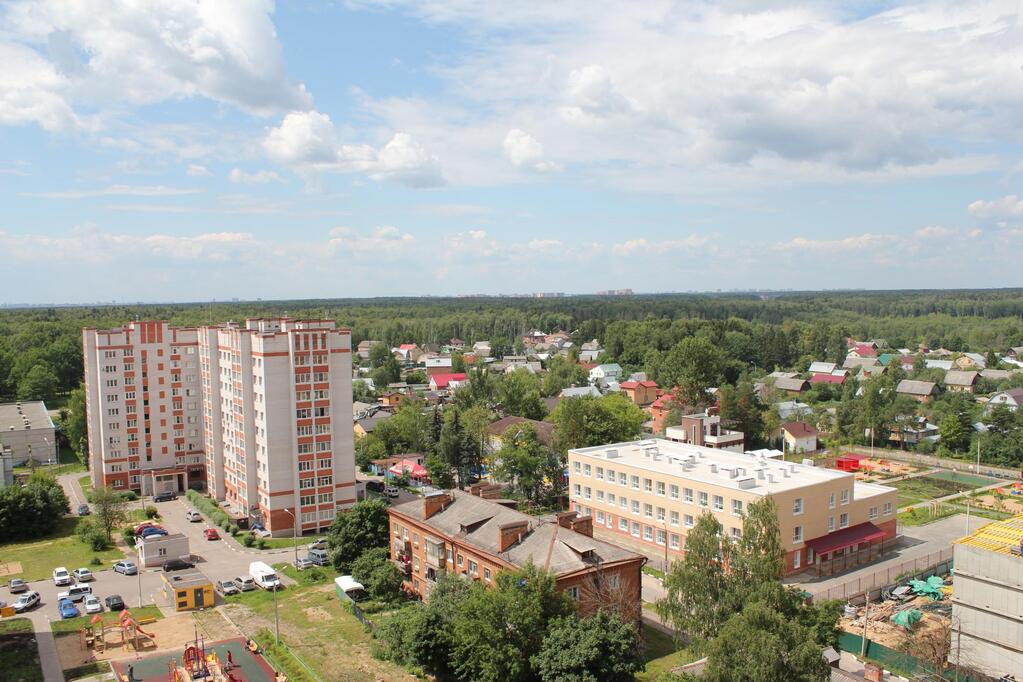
620,380 -> 659,406
429,372 -> 468,391
649,392 -> 678,434
810,373 -> 846,386
781,421 -> 818,454
847,343 -> 878,359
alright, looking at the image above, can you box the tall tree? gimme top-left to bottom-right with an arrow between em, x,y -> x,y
731,497 -> 785,587
18,364 -> 59,401
498,369 -> 547,420
719,375 -> 767,448
91,485 -> 129,543
533,611 -> 643,682
64,383 -> 89,467
658,337 -> 727,405
493,424 -> 562,505
327,499 -> 390,572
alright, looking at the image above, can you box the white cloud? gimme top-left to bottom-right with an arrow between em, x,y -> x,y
228,168 -> 285,184
503,129 -> 561,172
24,184 -> 201,199
968,195 -> 1023,221
327,225 -> 417,259
1,0 -> 311,133
263,110 -> 443,187
775,233 -> 898,252
187,164 -> 212,177
612,236 -> 711,256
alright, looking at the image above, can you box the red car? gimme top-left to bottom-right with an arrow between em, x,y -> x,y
203,528 -> 220,541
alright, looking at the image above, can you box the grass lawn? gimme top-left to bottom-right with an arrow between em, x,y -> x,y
78,474 -> 92,499
13,446 -> 86,477
636,624 -> 695,681
274,562 -> 339,585
0,516 -> 126,582
898,505 -> 959,527
892,474 -> 996,508
257,535 -> 326,550
51,605 -> 164,635
0,617 -> 43,682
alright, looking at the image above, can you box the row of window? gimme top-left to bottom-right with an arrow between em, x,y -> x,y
572,484 -> 745,519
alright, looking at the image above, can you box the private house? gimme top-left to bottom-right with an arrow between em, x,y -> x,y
980,369 -> 1013,382
768,371 -> 799,380
842,356 -> 879,371
389,489 -> 646,618
620,380 -> 659,406
808,361 -> 837,375
889,417 -> 940,446
880,354 -> 917,371
858,365 -> 887,380
924,359 -> 954,371
560,385 -> 602,399
485,416 -> 556,451
368,454 -> 425,476
354,413 -> 392,439
356,339 -> 381,360
380,391 -> 404,407
944,370 -> 979,394
1007,346 -> 1023,360
773,377 -> 810,396
955,353 -> 987,370
448,338 -> 465,350
579,340 -> 603,363
429,373 -> 468,391
648,393 -> 676,434
394,344 -> 422,363
589,363 -> 623,384
810,373 -> 846,387
775,400 -> 812,421
988,388 -> 1023,412
781,422 -> 818,454
522,330 -> 548,346
472,341 -> 492,356
896,379 -> 939,403
425,357 -> 453,377
847,343 -> 878,359
664,413 -> 745,452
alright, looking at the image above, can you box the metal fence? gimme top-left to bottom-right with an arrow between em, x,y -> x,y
805,547 -> 954,603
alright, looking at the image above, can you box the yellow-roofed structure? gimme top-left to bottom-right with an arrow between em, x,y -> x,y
954,513 -> 1023,554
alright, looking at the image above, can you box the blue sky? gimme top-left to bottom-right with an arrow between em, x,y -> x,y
2,0 -> 1022,304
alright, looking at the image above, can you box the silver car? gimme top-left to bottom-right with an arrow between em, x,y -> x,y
13,591 -> 40,612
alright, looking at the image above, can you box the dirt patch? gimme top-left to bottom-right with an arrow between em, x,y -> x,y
0,562 -> 23,577
56,612 -> 205,671
302,606 -> 332,621
972,493 -> 1023,515
854,459 -> 921,482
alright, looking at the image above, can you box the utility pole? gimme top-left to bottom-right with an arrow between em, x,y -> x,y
861,592 -> 870,658
273,581 -> 280,644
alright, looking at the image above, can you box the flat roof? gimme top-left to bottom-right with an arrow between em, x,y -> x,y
0,401 -> 54,432
161,569 -> 211,589
570,438 -> 895,499
955,513 -> 1023,556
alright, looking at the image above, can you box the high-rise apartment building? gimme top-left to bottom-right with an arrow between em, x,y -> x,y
568,439 -> 898,576
84,318 -> 356,536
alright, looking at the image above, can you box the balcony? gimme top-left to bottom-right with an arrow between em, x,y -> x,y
424,537 -> 446,569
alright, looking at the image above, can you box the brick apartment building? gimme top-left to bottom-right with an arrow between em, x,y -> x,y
388,487 -> 646,618
83,318 -> 356,536
568,439 -> 898,577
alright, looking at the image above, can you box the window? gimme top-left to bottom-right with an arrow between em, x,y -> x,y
828,516 -> 835,532
829,492 -> 835,509
468,560 -> 478,575
643,526 -> 653,541
669,484 -> 679,500
643,503 -> 652,518
618,472 -> 627,485
656,481 -> 665,496
793,550 -> 801,570
619,518 -> 628,531
732,499 -> 743,516
596,511 -> 604,523
869,506 -> 878,520
839,513 -> 849,529
793,497 -> 803,514
631,522 -> 640,537
684,487 -> 693,504
698,491 -> 708,507
583,486 -> 591,500
619,496 -> 627,509
607,492 -> 615,505
573,484 -> 581,497
457,554 -> 463,567
643,478 -> 652,492
484,568 -> 491,582
670,534 -> 680,549
631,500 -> 640,515
631,475 -> 639,490
566,586 -> 580,600
793,526 -> 803,543
656,506 -> 665,522
684,514 -> 694,528
596,490 -> 604,502
713,495 -> 724,511
583,464 -> 591,477
656,529 -> 666,545
841,489 -> 850,505
607,469 -> 615,482
731,527 -> 742,540
596,467 -> 604,480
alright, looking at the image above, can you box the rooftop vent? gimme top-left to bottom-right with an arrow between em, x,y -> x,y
709,463 -> 718,474
736,477 -> 756,490
605,449 -> 619,459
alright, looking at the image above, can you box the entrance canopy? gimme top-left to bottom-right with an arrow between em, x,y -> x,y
388,459 -> 428,479
806,521 -> 885,556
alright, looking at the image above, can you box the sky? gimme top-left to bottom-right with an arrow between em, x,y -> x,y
2,0 -> 1022,304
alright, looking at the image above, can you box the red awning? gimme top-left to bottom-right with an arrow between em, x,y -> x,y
388,460 -> 428,478
805,522 -> 886,556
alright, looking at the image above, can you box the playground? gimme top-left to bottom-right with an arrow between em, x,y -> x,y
56,611 -> 196,671
970,481 -> 1023,515
110,637 -> 280,682
848,458 -> 921,482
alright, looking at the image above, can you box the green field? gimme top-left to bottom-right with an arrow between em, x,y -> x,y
892,474 -> 997,508
636,621 -> 695,681
0,517 -> 126,583
13,446 -> 86,477
0,618 -> 43,682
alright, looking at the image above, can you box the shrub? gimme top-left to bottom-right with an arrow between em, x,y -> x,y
90,556 -> 102,566
77,520 -> 109,551
121,526 -> 136,547
121,491 -> 138,502
243,533 -> 256,547
229,524 -> 240,536
257,538 -> 268,549
144,506 -> 159,519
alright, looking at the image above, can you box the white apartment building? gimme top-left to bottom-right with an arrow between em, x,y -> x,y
84,319 -> 356,536
0,400 -> 57,466
568,439 -> 898,576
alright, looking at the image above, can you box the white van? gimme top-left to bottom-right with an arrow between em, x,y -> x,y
249,561 -> 282,591
307,548 -> 330,566
57,584 -> 93,603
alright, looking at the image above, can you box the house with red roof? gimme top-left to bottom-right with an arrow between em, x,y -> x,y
781,421 -> 818,454
620,380 -> 659,406
847,343 -> 879,359
810,373 -> 846,386
429,372 -> 468,391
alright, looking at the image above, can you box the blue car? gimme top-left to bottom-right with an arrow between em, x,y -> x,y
58,598 -> 79,619
138,526 -> 168,539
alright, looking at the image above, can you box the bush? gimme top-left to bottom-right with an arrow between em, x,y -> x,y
121,491 -> 138,502
90,556 -> 102,566
229,524 -> 240,536
76,519 -> 109,551
144,506 -> 159,519
242,533 -> 256,548
212,512 -> 229,527
257,538 -> 268,550
121,525 -> 136,546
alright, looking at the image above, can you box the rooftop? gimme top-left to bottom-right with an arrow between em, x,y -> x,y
569,438 -> 893,498
0,401 -> 54,432
160,568 -> 211,589
955,513 -> 1023,556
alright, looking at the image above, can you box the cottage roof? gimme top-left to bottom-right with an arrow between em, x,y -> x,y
485,416 -> 556,446
620,380 -> 658,389
782,421 -> 818,438
430,373 -> 467,389
896,379 -> 938,396
944,370 -> 978,387
773,377 -> 809,392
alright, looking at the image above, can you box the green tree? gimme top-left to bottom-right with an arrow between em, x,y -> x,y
658,337 -> 726,405
368,342 -> 392,368
452,352 -> 466,373
498,369 -> 547,420
450,563 -> 574,682
64,384 -> 89,467
17,363 -> 59,401
657,512 -> 733,645
350,547 -> 404,601
371,355 -> 402,387
730,497 -> 785,587
550,394 -> 645,451
533,611 -> 643,682
493,424 -> 562,505
541,356 -> 587,397
327,499 -> 390,572
0,472 -> 69,541
939,413 -> 970,452
719,375 -> 767,448
91,485 -> 129,543
352,379 -> 376,403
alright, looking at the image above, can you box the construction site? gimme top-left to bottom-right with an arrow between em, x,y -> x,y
839,572 -> 954,652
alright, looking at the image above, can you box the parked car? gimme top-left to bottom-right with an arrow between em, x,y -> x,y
77,504 -> 91,516
52,567 -> 72,586
113,560 -> 138,576
138,526 -> 168,539
203,528 -> 220,541
57,584 -> 93,603
384,485 -> 400,498
134,521 -> 159,534
307,548 -> 329,566
72,568 -> 94,582
8,578 -> 27,593
13,591 -> 40,612
153,490 -> 177,502
307,539 -> 327,551
185,510 -> 201,522
83,595 -> 103,614
233,576 -> 256,592
162,558 -> 194,572
365,480 -> 384,493
215,579 -> 239,596
104,594 -> 125,611
58,598 -> 79,619
294,557 -> 314,571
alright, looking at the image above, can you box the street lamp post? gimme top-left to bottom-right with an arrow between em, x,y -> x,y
273,582 -> 280,644
283,508 -> 298,566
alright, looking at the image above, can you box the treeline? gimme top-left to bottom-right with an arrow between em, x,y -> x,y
3,290 -> 1023,401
